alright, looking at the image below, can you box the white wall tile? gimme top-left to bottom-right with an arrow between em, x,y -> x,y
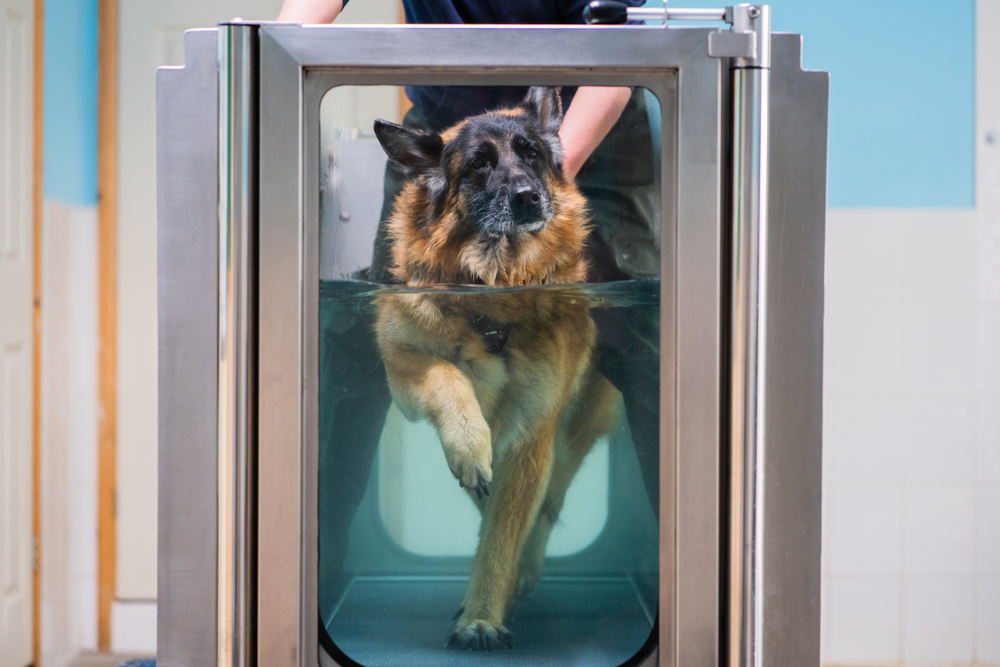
981,394 -> 1000,483
824,299 -> 903,394
829,486 -> 901,576
825,394 -> 902,484
825,211 -> 903,304
903,577 -> 975,665
980,485 -> 1000,576
978,210 -> 1000,303
979,301 -> 1000,392
904,488 -> 976,575
825,576 -> 901,664
903,395 -> 976,484
895,212 -> 977,399
900,212 -> 978,304
899,296 -> 978,394
977,576 -> 1000,663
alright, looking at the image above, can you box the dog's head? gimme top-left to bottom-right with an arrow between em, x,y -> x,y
374,87 -> 589,286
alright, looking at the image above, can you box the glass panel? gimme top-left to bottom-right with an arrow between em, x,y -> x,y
317,84 -> 663,666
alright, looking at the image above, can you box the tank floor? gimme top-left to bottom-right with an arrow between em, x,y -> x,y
323,576 -> 655,667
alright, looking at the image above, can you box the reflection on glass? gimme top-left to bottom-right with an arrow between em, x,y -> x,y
318,85 -> 661,666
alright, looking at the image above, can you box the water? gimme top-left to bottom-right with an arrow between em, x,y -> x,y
318,279 -> 661,666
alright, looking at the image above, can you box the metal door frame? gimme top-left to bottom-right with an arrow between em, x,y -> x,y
254,23 -> 724,667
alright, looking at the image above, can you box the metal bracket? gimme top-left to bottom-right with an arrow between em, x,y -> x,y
708,30 -> 758,59
730,3 -> 771,68
708,4 -> 770,65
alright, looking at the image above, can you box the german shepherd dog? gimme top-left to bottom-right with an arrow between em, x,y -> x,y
373,87 -> 621,650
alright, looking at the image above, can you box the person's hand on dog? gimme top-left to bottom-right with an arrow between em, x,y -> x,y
276,0 -> 629,181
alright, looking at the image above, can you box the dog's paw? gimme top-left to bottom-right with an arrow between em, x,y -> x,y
457,464 -> 491,499
442,421 -> 493,498
447,451 -> 491,498
446,620 -> 513,651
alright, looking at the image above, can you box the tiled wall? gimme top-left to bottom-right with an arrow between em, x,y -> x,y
819,2 -> 999,664
822,209 -> 1000,665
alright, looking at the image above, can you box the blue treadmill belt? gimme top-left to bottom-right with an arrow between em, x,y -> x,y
325,576 -> 655,667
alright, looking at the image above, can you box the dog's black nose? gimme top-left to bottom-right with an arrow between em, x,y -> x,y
511,186 -> 542,213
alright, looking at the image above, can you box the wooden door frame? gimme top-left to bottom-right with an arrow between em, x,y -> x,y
32,0 -> 43,664
97,0 -> 118,653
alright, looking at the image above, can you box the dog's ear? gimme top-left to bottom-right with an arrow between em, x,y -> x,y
521,87 -> 563,134
521,87 -> 565,175
374,119 -> 444,175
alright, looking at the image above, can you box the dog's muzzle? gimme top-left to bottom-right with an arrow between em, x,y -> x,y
508,184 -> 550,230
473,181 -> 553,237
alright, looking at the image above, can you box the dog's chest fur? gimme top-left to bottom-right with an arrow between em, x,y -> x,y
379,291 -> 594,453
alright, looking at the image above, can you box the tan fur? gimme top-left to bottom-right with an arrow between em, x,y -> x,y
375,100 -> 621,650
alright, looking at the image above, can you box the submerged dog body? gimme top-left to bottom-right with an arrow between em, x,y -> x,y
374,88 -> 620,650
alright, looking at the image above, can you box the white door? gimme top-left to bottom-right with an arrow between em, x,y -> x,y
0,1 -> 35,666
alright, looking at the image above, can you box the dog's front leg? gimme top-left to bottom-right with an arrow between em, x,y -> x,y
449,420 -> 557,650
384,351 -> 493,495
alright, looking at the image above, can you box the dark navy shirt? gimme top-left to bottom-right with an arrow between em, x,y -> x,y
342,0 -> 644,128
399,0 -> 609,25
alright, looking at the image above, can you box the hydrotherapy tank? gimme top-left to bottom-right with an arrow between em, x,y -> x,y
157,7 -> 828,666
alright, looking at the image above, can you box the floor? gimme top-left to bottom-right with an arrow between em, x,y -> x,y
66,655 -> 147,667
324,576 -> 655,667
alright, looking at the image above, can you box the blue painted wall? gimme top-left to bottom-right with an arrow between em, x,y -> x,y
43,0 -> 98,207
653,0 -> 976,208
40,0 -> 976,209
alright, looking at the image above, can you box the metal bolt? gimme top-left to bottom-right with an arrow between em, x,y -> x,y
339,210 -> 351,223
748,6 -> 761,19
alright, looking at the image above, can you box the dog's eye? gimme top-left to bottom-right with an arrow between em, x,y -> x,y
471,157 -> 487,170
525,147 -> 539,160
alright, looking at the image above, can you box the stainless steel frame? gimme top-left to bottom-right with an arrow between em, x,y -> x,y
217,22 -> 259,667
760,32 -> 828,666
157,14 -> 828,667
157,28 -> 221,667
727,6 -> 771,667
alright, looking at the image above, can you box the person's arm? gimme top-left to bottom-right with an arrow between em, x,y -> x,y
275,1 -> 626,180
558,86 -> 632,181
277,0 -> 343,23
